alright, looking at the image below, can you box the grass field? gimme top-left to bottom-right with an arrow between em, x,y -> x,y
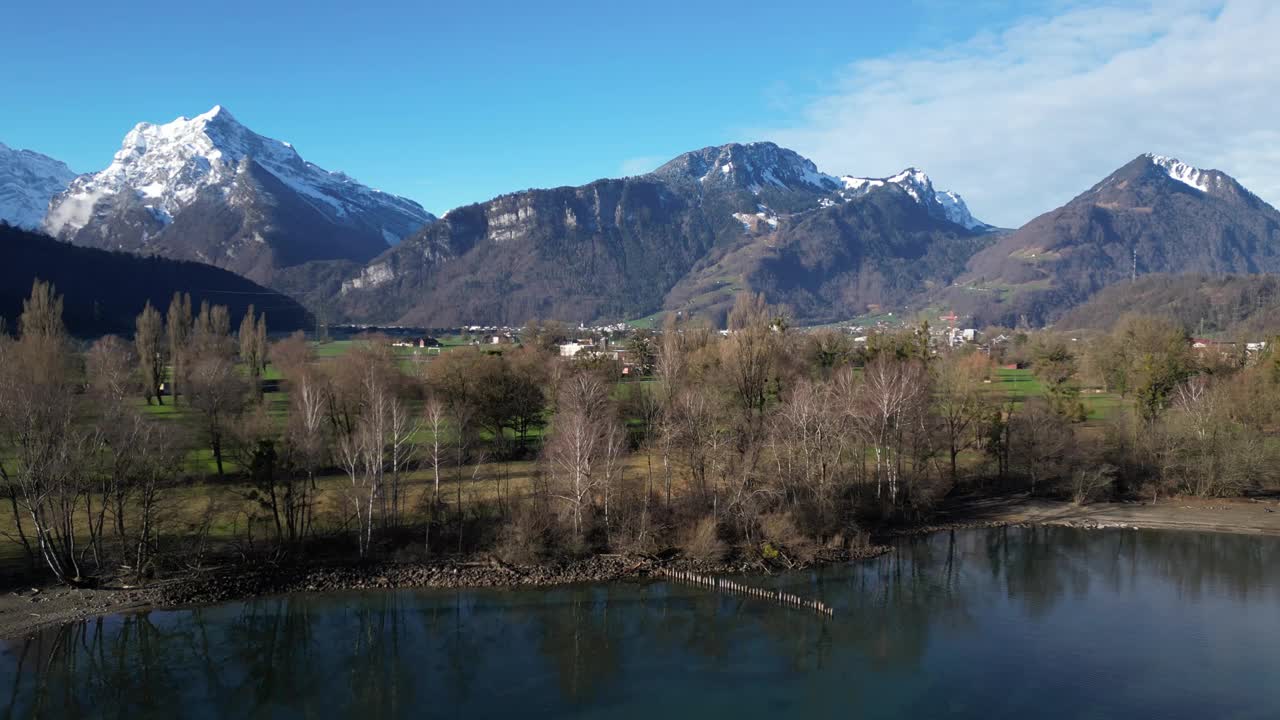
991,367 -> 1122,423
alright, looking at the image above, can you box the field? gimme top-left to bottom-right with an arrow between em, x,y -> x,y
991,367 -> 1121,422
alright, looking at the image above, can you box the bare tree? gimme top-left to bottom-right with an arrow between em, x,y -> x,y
185,353 -> 247,479
1161,376 -> 1273,497
668,385 -> 721,505
287,367 -> 327,541
723,292 -> 776,423
420,395 -> 450,555
264,332 -> 326,542
334,346 -> 401,557
771,378 -> 847,512
599,417 -> 627,545
127,419 -> 183,579
656,313 -> 687,395
338,417 -> 381,558
1070,466 -> 1115,505
846,357 -> 929,505
84,335 -> 138,567
1008,399 -> 1074,496
623,382 -> 663,533
545,373 -> 613,543
384,395 -> 420,529
86,335 -> 137,406
423,396 -> 448,506
933,353 -> 991,482
0,283 -> 89,583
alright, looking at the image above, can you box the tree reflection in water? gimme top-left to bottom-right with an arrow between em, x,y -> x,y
1,527 -> 1276,719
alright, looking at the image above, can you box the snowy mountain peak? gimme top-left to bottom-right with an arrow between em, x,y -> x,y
839,167 -> 988,230
1143,153 -> 1224,194
0,142 -> 76,230
651,142 -> 840,195
46,105 -> 434,240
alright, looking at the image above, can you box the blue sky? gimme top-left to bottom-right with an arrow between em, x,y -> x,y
2,0 -> 1274,226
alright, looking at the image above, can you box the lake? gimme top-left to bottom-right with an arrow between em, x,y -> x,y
2,527 -> 1277,719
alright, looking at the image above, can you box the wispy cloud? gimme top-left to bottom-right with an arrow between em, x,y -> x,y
758,0 -> 1280,227
618,155 -> 667,177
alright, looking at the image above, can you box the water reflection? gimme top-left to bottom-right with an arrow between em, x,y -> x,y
3,528 -> 1277,719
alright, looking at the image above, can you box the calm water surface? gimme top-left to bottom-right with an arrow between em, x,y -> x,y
2,527 -> 1278,719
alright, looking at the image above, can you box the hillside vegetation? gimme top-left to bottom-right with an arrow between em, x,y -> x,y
0,224 -> 312,336
1055,274 -> 1280,337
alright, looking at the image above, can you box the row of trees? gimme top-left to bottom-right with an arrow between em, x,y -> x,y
0,283 -> 276,583
2,282 -> 1278,585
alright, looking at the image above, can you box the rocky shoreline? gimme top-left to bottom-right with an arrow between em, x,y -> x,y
0,544 -> 893,640
159,545 -> 892,607
7,495 -> 1278,641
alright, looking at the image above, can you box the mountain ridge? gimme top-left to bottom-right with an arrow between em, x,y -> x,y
335,141 -> 993,325
17,112 -> 1273,330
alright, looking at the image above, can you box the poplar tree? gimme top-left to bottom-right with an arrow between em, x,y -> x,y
167,292 -> 193,404
135,301 -> 167,405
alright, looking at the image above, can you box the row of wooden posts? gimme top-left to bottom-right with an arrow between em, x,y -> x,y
657,567 -> 834,617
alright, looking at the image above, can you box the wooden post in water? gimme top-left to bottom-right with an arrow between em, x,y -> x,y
660,568 -> 832,618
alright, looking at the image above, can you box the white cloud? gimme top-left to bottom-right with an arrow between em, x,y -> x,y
618,155 -> 666,177
758,0 -> 1280,228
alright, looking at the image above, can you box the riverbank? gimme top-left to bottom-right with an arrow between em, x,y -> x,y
4,495 -> 1277,641
920,494 -> 1280,536
0,545 -> 890,641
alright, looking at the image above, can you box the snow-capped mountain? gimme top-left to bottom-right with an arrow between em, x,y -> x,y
0,142 -> 76,230
647,143 -> 989,233
1138,153 -> 1258,203
839,168 -> 990,230
650,142 -> 841,196
956,153 -> 1280,326
45,106 -> 434,285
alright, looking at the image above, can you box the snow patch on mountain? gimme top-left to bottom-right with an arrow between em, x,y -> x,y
1146,154 -> 1219,193
655,142 -> 840,196
45,106 -> 434,241
0,142 -> 76,229
839,167 -> 988,230
732,204 -> 780,233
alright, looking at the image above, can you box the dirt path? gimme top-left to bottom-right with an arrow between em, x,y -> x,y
3,495 -> 1278,641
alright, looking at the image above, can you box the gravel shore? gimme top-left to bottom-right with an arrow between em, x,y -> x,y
5,495 -> 1276,641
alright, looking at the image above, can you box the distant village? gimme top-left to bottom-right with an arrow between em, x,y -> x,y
338,314 -> 1271,376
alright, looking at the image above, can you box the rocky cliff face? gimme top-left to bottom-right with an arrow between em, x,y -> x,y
338,177 -> 717,325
